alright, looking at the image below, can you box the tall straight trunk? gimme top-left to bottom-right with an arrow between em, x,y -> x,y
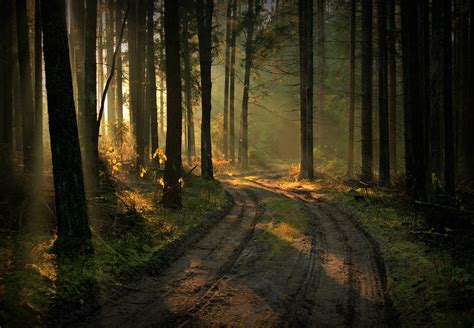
115,0 -> 123,124
430,0 -> 442,193
197,0 -> 214,179
84,0 -> 99,190
106,1 -> 116,138
0,0 -> 14,174
305,0 -> 314,179
401,0 -> 425,200
162,0 -> 183,208
159,0 -> 165,140
378,0 -> 390,185
443,0 -> 455,195
41,0 -> 91,251
347,0 -> 356,179
229,0 -> 237,164
12,31 -> 23,153
222,0 -> 232,160
467,0 -> 474,183
387,0 -> 397,175
239,0 -> 255,168
181,7 -> 195,166
98,9 -> 106,137
34,0 -> 43,175
316,0 -> 325,115
299,0 -> 307,177
146,0 -> 159,165
71,0 -> 86,141
16,0 -> 35,171
138,1 -> 149,162
361,0 -> 373,182
419,0 -> 430,197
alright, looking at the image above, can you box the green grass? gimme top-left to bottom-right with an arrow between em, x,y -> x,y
331,190 -> 474,327
0,176 -> 229,326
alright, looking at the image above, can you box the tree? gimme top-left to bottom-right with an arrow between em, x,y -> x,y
84,0 -> 99,190
223,0 -> 232,160
430,0 -> 442,194
316,0 -> 326,115
360,0 -> 373,182
401,0 -> 425,200
347,0 -> 356,179
378,0 -> 390,186
41,0 -> 91,251
197,0 -> 214,179
106,0 -> 116,138
299,0 -> 314,180
228,0 -> 237,164
146,0 -> 159,165
16,0 -> 35,171
387,0 -> 397,175
0,0 -> 13,175
115,0 -> 124,125
443,0 -> 455,195
34,0 -> 43,175
162,0 -> 183,208
238,0 -> 256,168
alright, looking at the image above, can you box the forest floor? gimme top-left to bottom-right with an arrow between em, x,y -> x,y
1,165 -> 473,327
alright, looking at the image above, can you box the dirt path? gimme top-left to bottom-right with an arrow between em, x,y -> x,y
81,177 -> 391,327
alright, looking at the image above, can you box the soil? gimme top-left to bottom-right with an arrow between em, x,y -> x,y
77,176 -> 393,327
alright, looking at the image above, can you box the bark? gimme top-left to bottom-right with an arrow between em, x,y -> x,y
34,0 -> 43,175
298,0 -> 307,178
378,0 -> 390,186
361,0 -> 373,182
0,0 -> 13,174
162,0 -> 183,208
223,0 -> 232,160
387,0 -> 397,175
239,0 -> 255,168
146,0 -> 159,166
316,0 -> 325,114
430,0 -> 442,193
16,0 -> 35,171
41,0 -> 91,251
401,0 -> 425,200
181,6 -> 195,167
347,0 -> 356,179
98,9 -> 106,137
197,0 -> 214,179
159,0 -> 165,140
443,0 -> 455,195
305,0 -> 314,179
84,0 -> 99,190
229,0 -> 237,164
106,1 -> 116,138
115,0 -> 123,124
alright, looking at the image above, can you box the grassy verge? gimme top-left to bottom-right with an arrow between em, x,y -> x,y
0,175 -> 229,326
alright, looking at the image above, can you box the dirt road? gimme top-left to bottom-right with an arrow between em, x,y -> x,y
81,177 -> 392,327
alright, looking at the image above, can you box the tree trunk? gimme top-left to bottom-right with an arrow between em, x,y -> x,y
361,0 -> 373,182
316,0 -> 325,115
387,0 -> 397,175
0,0 -> 14,175
197,0 -> 214,179
239,0 -> 255,168
347,0 -> 356,179
146,0 -> 159,166
443,0 -> 455,195
162,0 -> 183,208
159,0 -> 165,141
430,0 -> 442,193
181,6 -> 195,167
106,1 -> 116,139
98,9 -> 106,138
298,0 -> 307,178
115,0 -> 123,125
84,0 -> 99,190
16,0 -> 35,171
401,0 -> 425,200
34,0 -> 43,176
229,0 -> 237,164
41,0 -> 91,251
378,0 -> 390,185
222,0 -> 232,160
305,0 -> 314,179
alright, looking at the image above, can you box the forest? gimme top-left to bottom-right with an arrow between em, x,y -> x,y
0,0 -> 473,326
